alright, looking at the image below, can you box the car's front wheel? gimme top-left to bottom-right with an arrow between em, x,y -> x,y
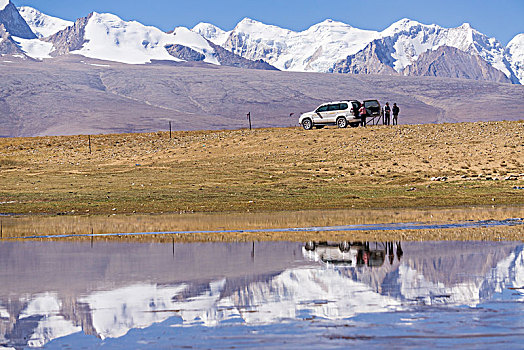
339,241 -> 350,252
337,117 -> 348,128
302,118 -> 313,130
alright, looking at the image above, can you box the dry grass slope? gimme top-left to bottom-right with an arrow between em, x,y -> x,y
1,121 -> 523,216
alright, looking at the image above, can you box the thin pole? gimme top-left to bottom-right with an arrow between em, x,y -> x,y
1,220 -> 2,239
88,135 -> 92,154
169,121 -> 172,139
247,112 -> 252,130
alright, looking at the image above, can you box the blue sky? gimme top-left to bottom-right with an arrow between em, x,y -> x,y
16,0 -> 524,44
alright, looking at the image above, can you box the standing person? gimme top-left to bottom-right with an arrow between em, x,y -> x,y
384,102 -> 391,125
392,103 -> 400,125
359,103 -> 367,127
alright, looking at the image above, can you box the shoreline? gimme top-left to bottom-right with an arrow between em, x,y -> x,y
2,205 -> 523,242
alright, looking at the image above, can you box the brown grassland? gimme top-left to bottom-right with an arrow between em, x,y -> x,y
1,121 -> 523,214
0,121 -> 523,241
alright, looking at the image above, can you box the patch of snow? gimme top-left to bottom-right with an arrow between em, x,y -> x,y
20,292 -> 62,319
0,0 -> 9,11
12,36 -> 54,59
18,6 -> 73,38
0,306 -> 9,318
26,316 -> 81,348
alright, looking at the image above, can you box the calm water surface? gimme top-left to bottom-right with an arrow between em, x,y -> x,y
1,239 -> 524,349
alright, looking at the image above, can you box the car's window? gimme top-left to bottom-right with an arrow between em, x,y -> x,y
316,105 -> 328,112
339,103 -> 348,110
328,104 -> 339,111
364,100 -> 379,108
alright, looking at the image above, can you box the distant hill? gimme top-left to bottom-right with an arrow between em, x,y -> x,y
1,57 -> 523,137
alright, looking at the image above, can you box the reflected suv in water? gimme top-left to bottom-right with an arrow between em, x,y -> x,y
303,241 -> 402,267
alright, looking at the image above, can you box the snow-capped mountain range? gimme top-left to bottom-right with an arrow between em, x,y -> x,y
0,0 -> 523,83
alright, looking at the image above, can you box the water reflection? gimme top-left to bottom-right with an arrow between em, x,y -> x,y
0,240 -> 523,348
303,241 -> 403,267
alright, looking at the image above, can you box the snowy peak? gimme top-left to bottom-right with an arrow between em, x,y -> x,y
383,18 -> 427,35
508,33 -> 524,48
18,6 -> 73,38
0,0 -> 36,39
507,33 -> 524,84
221,17 -> 379,72
233,17 -> 293,38
42,12 -> 220,65
192,22 -> 229,46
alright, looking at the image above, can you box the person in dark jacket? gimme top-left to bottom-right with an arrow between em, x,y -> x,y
383,102 -> 391,125
392,103 -> 400,125
359,104 -> 367,127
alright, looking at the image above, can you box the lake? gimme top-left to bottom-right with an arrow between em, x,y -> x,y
1,238 -> 524,348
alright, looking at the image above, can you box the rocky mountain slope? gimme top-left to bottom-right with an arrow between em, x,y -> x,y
0,23 -> 25,55
402,46 -> 511,83
0,0 -> 35,39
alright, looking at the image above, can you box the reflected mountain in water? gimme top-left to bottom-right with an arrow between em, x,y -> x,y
0,241 -> 523,348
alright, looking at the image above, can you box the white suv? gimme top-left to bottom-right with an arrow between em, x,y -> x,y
299,100 -> 361,130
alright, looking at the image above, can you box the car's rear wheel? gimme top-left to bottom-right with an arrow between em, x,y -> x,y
305,241 -> 316,251
302,118 -> 313,130
337,117 -> 348,128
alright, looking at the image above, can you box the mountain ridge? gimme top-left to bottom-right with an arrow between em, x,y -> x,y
0,2 -> 523,83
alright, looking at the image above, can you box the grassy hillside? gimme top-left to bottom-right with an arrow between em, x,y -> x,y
0,121 -> 523,215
